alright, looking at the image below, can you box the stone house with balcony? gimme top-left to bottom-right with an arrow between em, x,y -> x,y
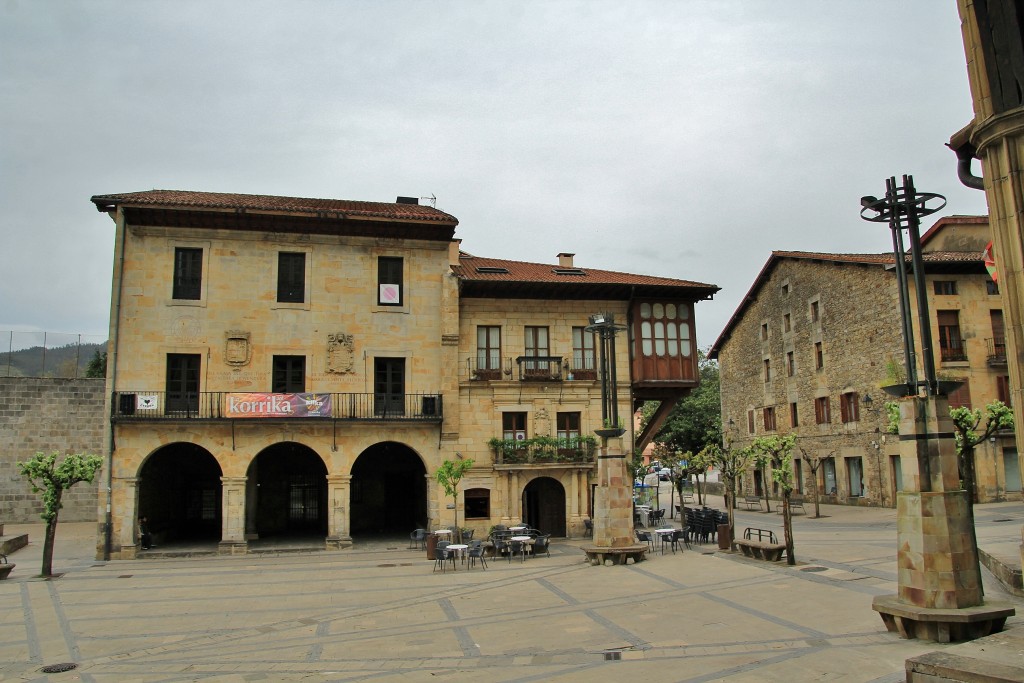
91,189 -> 717,558
709,215 -> 1017,508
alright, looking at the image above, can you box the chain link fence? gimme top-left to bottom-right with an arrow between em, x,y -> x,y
1,331 -> 109,378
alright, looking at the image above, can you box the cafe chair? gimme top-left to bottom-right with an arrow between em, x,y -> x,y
433,541 -> 456,573
533,534 -> 551,558
409,528 -> 427,550
468,541 -> 487,569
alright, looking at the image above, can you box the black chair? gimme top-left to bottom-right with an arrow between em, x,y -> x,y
433,541 -> 456,573
533,534 -> 551,557
493,535 -> 510,561
468,541 -> 487,569
584,519 -> 593,537
409,528 -> 427,550
669,528 -> 687,554
508,538 -> 527,563
635,529 -> 654,551
461,528 -> 475,542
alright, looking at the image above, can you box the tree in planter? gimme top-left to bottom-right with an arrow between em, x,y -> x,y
752,435 -> 797,565
950,400 -> 1013,506
435,458 -> 475,535
798,447 -> 834,519
18,451 -> 103,577
698,441 -> 753,546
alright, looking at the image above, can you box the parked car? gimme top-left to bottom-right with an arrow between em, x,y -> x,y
658,467 -> 672,481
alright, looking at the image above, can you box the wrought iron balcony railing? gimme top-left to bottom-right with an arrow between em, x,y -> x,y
488,435 -> 597,465
987,337 -> 1007,366
111,391 -> 443,422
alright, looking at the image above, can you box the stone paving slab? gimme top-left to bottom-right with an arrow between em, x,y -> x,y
1,499 -> 1023,681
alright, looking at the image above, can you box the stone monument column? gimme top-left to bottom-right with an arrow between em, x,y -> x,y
219,476 -> 248,554
592,435 -> 633,548
872,395 -> 1013,641
326,474 -> 352,549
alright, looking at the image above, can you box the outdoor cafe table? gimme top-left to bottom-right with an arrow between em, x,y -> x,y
654,528 -> 675,554
433,529 -> 453,536
635,506 -> 652,527
509,525 -> 527,532
510,535 -> 533,561
445,543 -> 468,566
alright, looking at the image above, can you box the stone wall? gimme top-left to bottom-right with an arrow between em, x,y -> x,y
0,377 -> 104,523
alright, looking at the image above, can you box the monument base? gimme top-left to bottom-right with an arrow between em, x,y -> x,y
580,543 -> 648,566
872,594 -> 1015,643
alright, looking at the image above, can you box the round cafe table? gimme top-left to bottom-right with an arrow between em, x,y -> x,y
445,543 -> 469,565
654,528 -> 675,554
510,535 -> 533,561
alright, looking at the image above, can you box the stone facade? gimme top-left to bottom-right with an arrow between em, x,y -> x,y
0,377 -> 104,523
712,216 -> 1019,507
92,190 -> 714,559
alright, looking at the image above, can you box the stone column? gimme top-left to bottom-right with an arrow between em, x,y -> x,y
326,474 -> 352,549
219,476 -> 248,554
119,477 -> 139,559
425,473 -> 438,530
592,434 -> 634,548
872,395 -> 1014,641
510,471 -> 521,522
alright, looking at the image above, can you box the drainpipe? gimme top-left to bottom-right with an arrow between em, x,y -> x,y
103,208 -> 127,560
949,140 -> 985,191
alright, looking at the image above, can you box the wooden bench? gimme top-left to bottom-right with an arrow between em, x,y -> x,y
734,539 -> 786,561
741,495 -> 762,511
776,495 -> 806,514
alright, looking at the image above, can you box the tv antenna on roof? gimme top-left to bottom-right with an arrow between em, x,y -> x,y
421,194 -> 436,208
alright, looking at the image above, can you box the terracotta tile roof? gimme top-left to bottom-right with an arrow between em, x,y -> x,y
454,253 -> 719,290
708,249 -> 986,358
91,189 -> 458,224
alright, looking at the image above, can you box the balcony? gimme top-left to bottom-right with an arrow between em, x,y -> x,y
939,342 -> 967,363
987,337 -> 1007,367
111,391 -> 443,422
488,435 -> 597,466
515,355 -> 563,381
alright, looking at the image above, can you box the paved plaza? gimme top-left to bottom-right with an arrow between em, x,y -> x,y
3,497 -> 1023,682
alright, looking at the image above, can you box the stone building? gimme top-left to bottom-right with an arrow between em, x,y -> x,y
709,215 -> 1017,507
90,189 -> 717,559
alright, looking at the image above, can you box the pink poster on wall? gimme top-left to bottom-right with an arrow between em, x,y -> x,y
225,393 -> 332,418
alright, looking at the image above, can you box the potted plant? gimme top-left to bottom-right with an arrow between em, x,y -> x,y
595,418 -> 626,439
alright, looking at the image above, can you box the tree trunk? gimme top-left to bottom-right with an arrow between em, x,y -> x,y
41,514 -> 59,577
810,465 -> 822,518
782,494 -> 795,565
762,467 -> 772,513
726,479 -> 736,543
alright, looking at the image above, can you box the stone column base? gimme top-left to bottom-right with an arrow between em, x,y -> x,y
326,535 -> 352,550
872,594 -> 1015,643
218,540 -> 249,555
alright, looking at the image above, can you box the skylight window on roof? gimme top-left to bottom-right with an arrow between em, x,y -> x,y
476,266 -> 510,274
553,268 -> 586,275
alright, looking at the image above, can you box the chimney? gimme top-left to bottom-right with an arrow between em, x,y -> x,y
396,196 -> 419,205
557,252 -> 575,268
449,239 -> 462,267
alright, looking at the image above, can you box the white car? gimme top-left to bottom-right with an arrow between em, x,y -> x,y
658,467 -> 672,481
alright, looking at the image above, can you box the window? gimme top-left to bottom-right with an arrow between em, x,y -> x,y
840,392 -> 859,423
277,252 -> 305,303
763,358 -> 771,382
933,280 -> 958,295
571,326 -> 596,376
638,302 -> 692,358
760,323 -> 768,341
991,310 -> 1005,361
987,279 -> 1000,295
937,310 -> 966,361
272,355 -> 306,393
523,326 -> 551,377
556,412 -> 581,440
377,256 -> 403,306
814,396 -> 831,424
503,412 -> 527,440
998,375 -> 1012,406
476,326 -> 501,379
786,351 -> 795,377
747,409 -> 755,435
823,458 -> 837,494
790,402 -> 799,427
783,313 -> 791,333
374,357 -> 405,416
763,407 -> 777,432
172,247 -> 203,300
947,379 -> 972,410
166,353 -> 200,413
793,459 -> 803,493
815,342 -> 824,370
848,457 -> 864,496
464,488 -> 490,519
782,283 -> 790,296
810,300 -> 820,322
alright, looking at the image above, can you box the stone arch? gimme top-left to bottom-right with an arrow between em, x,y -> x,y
137,442 -> 223,543
350,441 -> 426,536
245,442 -> 328,539
522,475 -> 566,537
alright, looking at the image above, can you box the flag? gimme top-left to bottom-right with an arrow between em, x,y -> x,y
983,240 -> 998,283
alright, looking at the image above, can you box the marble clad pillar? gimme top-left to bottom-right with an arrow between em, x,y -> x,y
326,474 -> 352,549
219,476 -> 248,555
592,434 -> 635,548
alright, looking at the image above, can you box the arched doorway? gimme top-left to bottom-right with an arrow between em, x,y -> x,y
138,443 -> 222,543
350,442 -> 426,536
246,443 -> 327,539
523,476 -> 566,537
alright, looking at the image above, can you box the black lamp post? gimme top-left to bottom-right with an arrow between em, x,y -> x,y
586,312 -> 627,436
860,175 -> 946,396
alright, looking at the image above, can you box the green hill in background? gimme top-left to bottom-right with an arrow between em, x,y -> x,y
1,341 -> 108,378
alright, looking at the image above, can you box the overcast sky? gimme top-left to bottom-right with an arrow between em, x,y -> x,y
0,1 -> 989,350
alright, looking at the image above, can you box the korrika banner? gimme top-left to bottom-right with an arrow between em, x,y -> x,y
225,393 -> 332,418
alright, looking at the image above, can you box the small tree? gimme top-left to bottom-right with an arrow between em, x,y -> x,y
85,349 -> 107,379
435,458 -> 475,531
950,400 -> 1013,505
752,435 -> 797,565
699,441 -> 753,544
18,451 -> 103,577
798,447 -> 834,519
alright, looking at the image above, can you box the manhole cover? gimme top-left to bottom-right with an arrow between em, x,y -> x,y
603,651 -> 622,661
800,566 -> 827,572
40,663 -> 77,673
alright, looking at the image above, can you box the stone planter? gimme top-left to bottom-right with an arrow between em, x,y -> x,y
0,561 -> 14,580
